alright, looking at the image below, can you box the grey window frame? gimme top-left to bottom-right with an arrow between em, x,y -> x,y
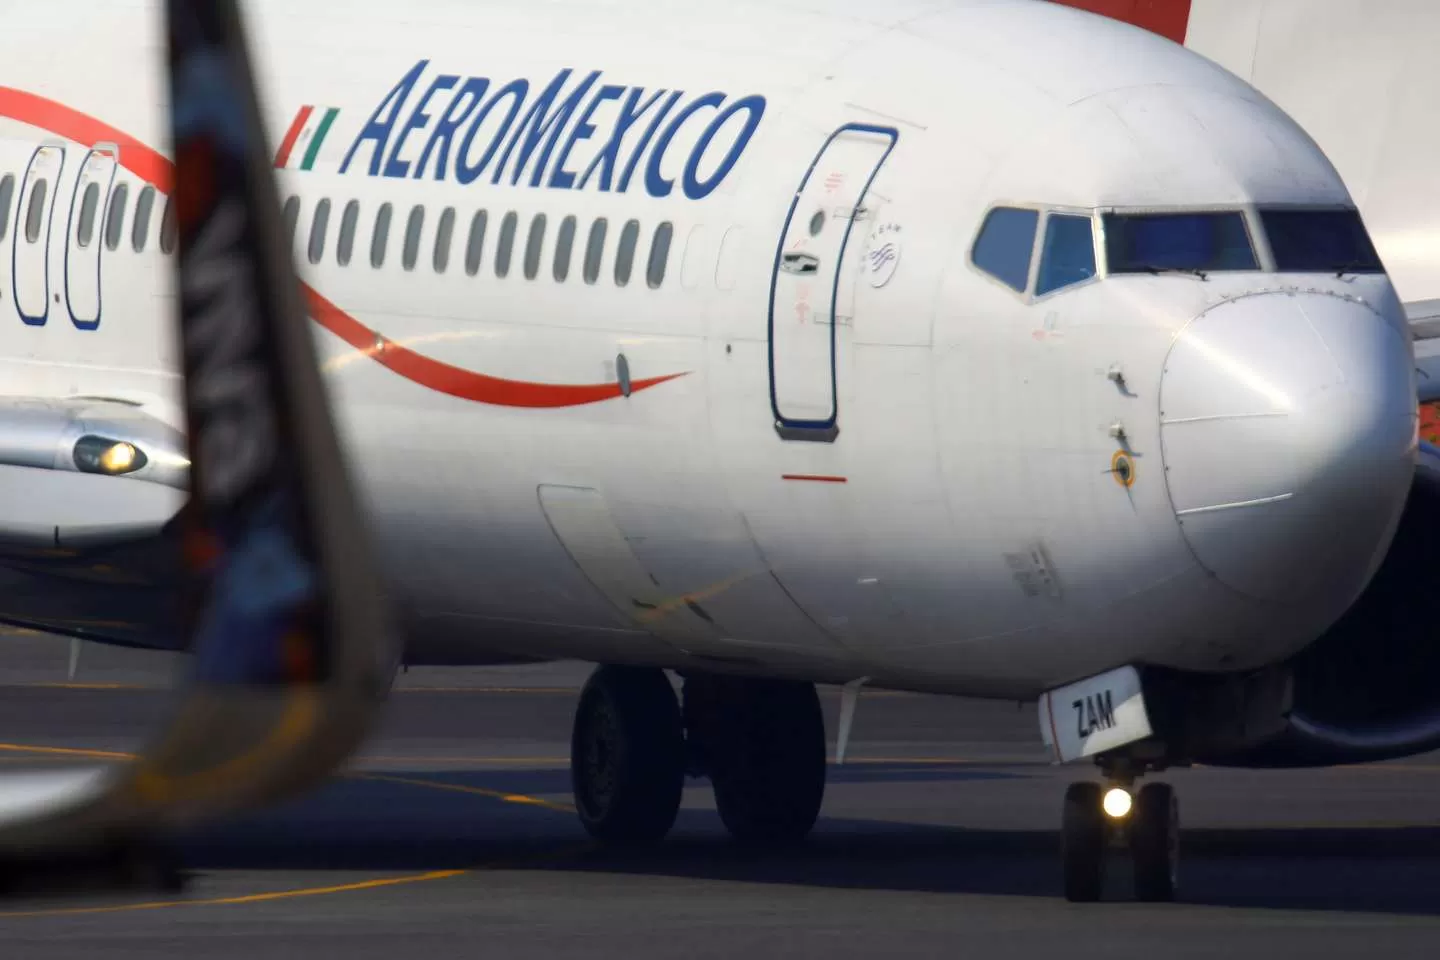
282,195 -> 300,252
1033,211 -> 1099,299
523,213 -> 546,280
434,207 -> 456,273
76,182 -> 100,248
1100,207 -> 1259,277
371,202 -> 393,268
1254,204 -> 1383,276
103,182 -> 128,251
337,200 -> 360,266
1095,202 -> 1275,274
583,218 -> 608,285
614,219 -> 641,287
309,198 -> 332,265
402,204 -> 425,271
24,179 -> 48,244
495,211 -> 517,278
131,185 -> 155,251
969,205 -> 1040,294
646,221 -> 674,289
0,174 -> 14,242
553,215 -> 576,282
464,210 -> 488,276
160,196 -> 177,254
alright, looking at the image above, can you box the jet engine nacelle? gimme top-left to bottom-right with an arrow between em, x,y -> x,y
1155,446 -> 1440,768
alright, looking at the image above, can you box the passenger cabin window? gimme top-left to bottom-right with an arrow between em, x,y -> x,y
647,222 -> 674,289
465,211 -> 487,276
495,211 -> 517,278
434,207 -> 455,273
309,198 -> 331,265
371,202 -> 393,268
0,174 -> 14,242
1036,214 -> 1096,296
524,214 -> 546,280
972,207 -> 1038,292
402,205 -> 425,271
615,219 -> 640,287
1104,211 -> 1257,275
160,196 -> 177,254
554,215 -> 576,282
1260,208 -> 1384,274
337,200 -> 360,266
282,195 -> 300,252
25,179 -> 49,244
76,183 -> 100,248
132,186 -> 155,251
104,183 -> 128,251
583,218 -> 607,285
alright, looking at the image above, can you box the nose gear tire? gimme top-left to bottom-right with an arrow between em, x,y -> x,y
1062,781 -> 1106,902
1131,782 -> 1179,902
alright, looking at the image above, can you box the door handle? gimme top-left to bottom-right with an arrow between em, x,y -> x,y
781,252 -> 820,275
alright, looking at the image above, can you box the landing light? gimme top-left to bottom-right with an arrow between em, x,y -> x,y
74,436 -> 148,477
1102,787 -> 1133,819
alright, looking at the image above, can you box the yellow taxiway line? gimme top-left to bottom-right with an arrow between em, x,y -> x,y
0,870 -> 467,919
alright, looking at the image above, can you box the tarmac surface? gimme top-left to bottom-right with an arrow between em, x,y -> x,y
0,633 -> 1439,957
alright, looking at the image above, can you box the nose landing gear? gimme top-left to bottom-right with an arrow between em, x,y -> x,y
1062,767 -> 1179,903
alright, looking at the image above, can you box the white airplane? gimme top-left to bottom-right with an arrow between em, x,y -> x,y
0,0 -> 1432,902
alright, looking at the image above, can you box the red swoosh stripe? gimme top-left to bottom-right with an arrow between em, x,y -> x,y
305,285 -> 686,406
0,87 -> 687,409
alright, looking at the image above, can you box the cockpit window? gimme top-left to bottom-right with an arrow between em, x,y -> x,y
972,207 -> 1038,292
1261,208 -> 1383,274
1037,214 -> 1096,296
1104,212 -> 1257,275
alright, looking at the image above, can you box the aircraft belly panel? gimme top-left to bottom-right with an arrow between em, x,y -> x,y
538,483 -> 718,647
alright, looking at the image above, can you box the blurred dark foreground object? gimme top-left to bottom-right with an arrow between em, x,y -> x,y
0,0 -> 397,889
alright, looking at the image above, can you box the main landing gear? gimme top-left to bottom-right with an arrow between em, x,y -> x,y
683,674 -> 827,846
571,665 -> 686,845
1062,766 -> 1179,903
569,665 -> 828,848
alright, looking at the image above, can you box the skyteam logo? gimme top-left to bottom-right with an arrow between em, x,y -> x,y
329,60 -> 767,200
864,223 -> 903,288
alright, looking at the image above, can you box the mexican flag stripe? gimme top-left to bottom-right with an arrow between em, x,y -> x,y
274,105 -> 340,170
274,105 -> 312,168
301,108 -> 340,171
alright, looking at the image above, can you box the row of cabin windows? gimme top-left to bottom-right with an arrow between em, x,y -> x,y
284,197 -> 675,289
0,173 -> 675,292
0,174 -> 176,254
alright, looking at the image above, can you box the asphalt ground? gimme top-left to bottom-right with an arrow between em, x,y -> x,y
0,632 -> 1438,957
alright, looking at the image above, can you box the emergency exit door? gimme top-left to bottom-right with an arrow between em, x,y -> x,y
65,146 -> 117,329
768,124 -> 897,441
13,145 -> 65,325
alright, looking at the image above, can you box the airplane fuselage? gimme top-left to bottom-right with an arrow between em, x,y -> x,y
0,0 -> 1417,700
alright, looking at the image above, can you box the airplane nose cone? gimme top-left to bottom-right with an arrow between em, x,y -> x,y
1159,292 -> 1416,604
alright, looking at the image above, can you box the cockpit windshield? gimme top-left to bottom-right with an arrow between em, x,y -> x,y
1260,208 -> 1384,274
1103,212 -> 1258,276
969,204 -> 1387,299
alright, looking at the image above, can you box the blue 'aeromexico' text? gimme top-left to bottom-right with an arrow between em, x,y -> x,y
339,60 -> 767,200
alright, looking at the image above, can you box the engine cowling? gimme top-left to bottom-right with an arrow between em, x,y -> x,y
1196,442 -> 1440,767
